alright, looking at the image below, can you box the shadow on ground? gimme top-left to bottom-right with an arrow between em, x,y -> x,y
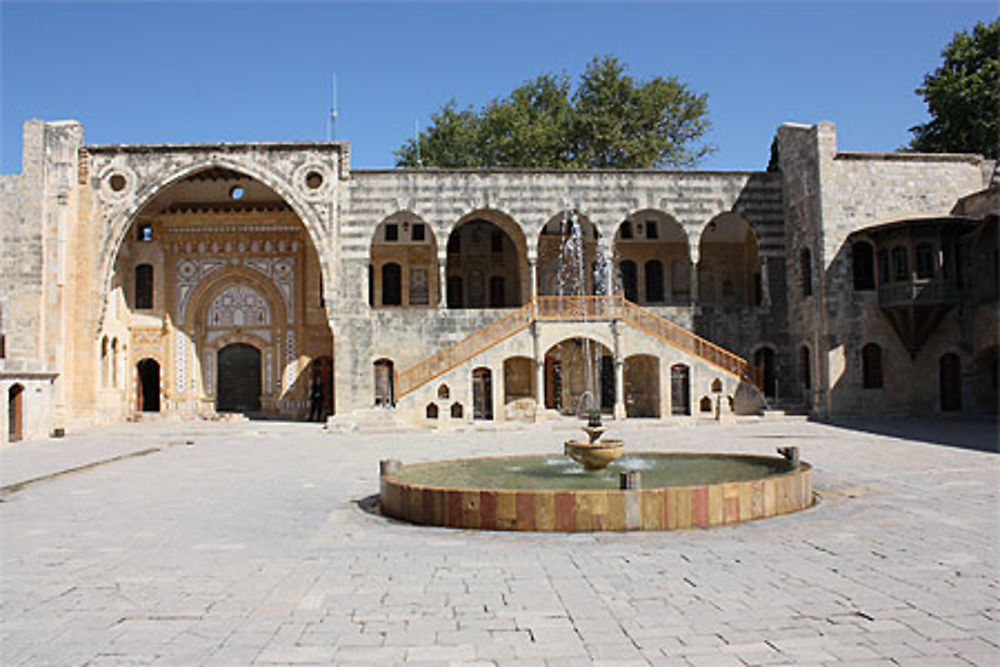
820,416 -> 999,453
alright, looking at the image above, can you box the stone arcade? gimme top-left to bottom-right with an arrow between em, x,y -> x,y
1,119 -> 996,443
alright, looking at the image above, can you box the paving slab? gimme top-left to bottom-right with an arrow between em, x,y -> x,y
1,417 -> 998,666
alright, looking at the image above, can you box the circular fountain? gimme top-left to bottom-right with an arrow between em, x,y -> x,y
379,417 -> 813,532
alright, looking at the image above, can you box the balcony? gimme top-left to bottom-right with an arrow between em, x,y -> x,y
878,279 -> 960,308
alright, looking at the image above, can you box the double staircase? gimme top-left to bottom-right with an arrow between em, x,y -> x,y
396,295 -> 762,400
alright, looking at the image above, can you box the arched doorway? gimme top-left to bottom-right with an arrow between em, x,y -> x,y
472,367 -> 493,420
670,364 -> 690,416
624,355 -> 659,418
544,338 -> 613,415
940,353 -> 962,412
8,384 -> 24,442
216,344 -> 261,413
753,347 -> 777,398
136,359 -> 160,413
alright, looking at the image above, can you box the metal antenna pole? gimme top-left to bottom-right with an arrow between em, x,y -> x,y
414,117 -> 421,167
329,73 -> 338,141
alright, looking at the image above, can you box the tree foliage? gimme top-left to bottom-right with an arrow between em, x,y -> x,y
395,56 -> 713,169
908,18 -> 999,159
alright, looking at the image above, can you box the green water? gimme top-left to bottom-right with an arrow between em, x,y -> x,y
391,453 -> 793,491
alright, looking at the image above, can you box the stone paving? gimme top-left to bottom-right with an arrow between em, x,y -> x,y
1,416 -> 998,666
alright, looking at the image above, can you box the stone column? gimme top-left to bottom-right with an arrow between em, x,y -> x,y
614,358 -> 626,420
437,249 -> 448,309
611,321 -> 626,419
532,321 -> 545,414
528,255 -> 538,301
688,236 -> 700,306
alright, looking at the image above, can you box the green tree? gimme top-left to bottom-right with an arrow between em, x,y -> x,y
908,18 -> 999,159
395,56 -> 713,169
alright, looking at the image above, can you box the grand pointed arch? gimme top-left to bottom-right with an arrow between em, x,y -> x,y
96,157 -> 336,419
96,158 -> 332,334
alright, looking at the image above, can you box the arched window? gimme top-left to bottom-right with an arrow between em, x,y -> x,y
852,241 -> 875,290
800,248 -> 812,296
381,263 -> 402,306
111,338 -> 119,388
135,264 -> 153,309
450,402 -> 464,419
426,403 -> 439,419
644,260 -> 664,303
620,260 -> 638,302
437,384 -> 450,400
892,246 -> 909,281
862,343 -> 883,389
915,243 -> 935,279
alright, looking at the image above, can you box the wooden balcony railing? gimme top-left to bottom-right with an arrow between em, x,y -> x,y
534,295 -> 624,321
396,295 -> 763,399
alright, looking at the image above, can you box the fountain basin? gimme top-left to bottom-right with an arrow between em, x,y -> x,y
564,438 -> 624,469
380,452 -> 812,532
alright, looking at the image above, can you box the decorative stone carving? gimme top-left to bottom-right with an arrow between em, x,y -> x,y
207,285 -> 271,328
176,258 -> 227,324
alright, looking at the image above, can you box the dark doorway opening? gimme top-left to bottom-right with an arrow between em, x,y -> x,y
216,344 -> 261,413
310,355 -> 334,419
472,367 -> 493,420
940,353 -> 962,412
137,359 -> 161,412
671,364 -> 690,415
8,383 -> 24,442
374,359 -> 395,407
754,348 -> 777,398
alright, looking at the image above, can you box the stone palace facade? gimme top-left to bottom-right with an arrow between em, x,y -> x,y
1,119 -> 996,442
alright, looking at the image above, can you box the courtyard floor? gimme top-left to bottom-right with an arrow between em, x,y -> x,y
1,416 -> 998,666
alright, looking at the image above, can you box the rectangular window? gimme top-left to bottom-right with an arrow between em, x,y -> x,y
137,223 -> 153,242
385,224 -> 399,242
411,223 -> 425,241
646,220 -> 658,239
409,267 -> 429,305
620,221 -> 633,239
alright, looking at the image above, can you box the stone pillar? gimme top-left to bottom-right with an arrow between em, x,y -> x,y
437,249 -> 448,309
689,239 -> 700,306
614,358 -> 625,420
611,321 -> 625,420
528,255 -> 538,301
493,364 -> 504,422
532,321 -> 545,414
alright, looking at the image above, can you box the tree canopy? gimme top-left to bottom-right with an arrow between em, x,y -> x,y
908,18 -> 999,159
395,56 -> 714,169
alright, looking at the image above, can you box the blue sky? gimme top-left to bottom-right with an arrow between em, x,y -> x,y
2,2 -> 995,174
